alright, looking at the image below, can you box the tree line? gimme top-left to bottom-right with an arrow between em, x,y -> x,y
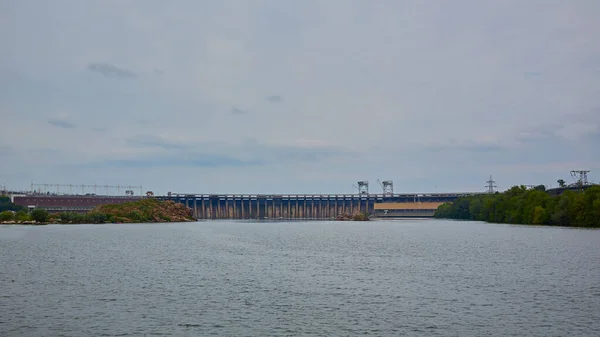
434,185 -> 600,227
0,196 -> 25,212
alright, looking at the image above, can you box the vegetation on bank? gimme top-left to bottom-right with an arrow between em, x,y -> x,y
434,185 -> 600,227
335,212 -> 371,221
0,196 -> 25,212
0,198 -> 194,224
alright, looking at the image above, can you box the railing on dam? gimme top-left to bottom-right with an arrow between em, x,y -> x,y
157,193 -> 478,219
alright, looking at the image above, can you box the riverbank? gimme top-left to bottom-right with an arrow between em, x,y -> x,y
434,185 -> 600,227
0,199 -> 195,225
335,212 -> 371,221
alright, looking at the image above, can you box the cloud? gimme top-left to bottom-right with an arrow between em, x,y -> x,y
98,155 -> 258,169
48,119 -> 76,129
230,107 -> 247,114
524,72 -> 541,77
266,95 -> 283,103
425,139 -> 506,153
514,124 -> 561,143
79,137 -> 355,170
126,135 -> 190,150
87,63 -> 137,78
1,0 -> 600,194
0,146 -> 14,157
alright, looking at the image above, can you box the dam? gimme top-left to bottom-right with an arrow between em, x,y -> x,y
156,193 -> 477,219
10,189 -> 481,219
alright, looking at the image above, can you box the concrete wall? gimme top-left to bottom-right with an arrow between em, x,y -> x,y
374,202 -> 444,210
13,195 -> 143,210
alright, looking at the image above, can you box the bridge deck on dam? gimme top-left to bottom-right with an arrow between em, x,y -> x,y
158,193 -> 476,219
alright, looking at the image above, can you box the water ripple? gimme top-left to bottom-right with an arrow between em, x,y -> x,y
1,220 -> 599,336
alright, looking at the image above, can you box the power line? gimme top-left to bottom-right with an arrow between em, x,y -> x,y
30,183 -> 143,196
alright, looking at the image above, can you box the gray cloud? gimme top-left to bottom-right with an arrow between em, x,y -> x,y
0,146 -> 14,157
48,119 -> 76,129
230,107 -> 247,115
515,124 -> 561,143
97,154 -> 259,169
82,137 -> 354,169
126,135 -> 190,150
425,140 -> 505,153
258,143 -> 354,163
2,0 -> 600,193
266,95 -> 283,103
87,63 -> 137,78
524,72 -> 541,78
92,127 -> 107,133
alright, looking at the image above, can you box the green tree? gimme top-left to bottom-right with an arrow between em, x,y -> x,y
0,196 -> 25,212
435,184 -> 600,227
468,198 -> 482,220
85,212 -> 108,224
30,209 -> 49,223
0,211 -> 14,221
557,179 -> 566,188
15,210 -> 31,222
532,206 -> 549,225
59,212 -> 85,224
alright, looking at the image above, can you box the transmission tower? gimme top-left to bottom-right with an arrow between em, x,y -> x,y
570,170 -> 590,188
485,175 -> 497,194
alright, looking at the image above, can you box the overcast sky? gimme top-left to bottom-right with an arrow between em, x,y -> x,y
1,0 -> 599,195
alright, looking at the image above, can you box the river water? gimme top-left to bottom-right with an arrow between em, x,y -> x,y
1,220 -> 599,336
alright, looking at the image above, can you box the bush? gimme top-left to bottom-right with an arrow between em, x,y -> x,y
15,210 -> 31,222
30,209 -> 49,223
59,212 -> 85,224
0,211 -> 14,221
85,212 -> 108,224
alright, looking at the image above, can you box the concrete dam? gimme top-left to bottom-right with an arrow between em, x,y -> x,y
12,192 -> 481,219
156,193 -> 477,219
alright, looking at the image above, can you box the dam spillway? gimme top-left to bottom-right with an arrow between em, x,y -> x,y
157,193 -> 476,219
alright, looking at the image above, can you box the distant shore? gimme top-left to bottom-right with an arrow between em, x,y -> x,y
0,199 -> 195,225
434,185 -> 600,227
